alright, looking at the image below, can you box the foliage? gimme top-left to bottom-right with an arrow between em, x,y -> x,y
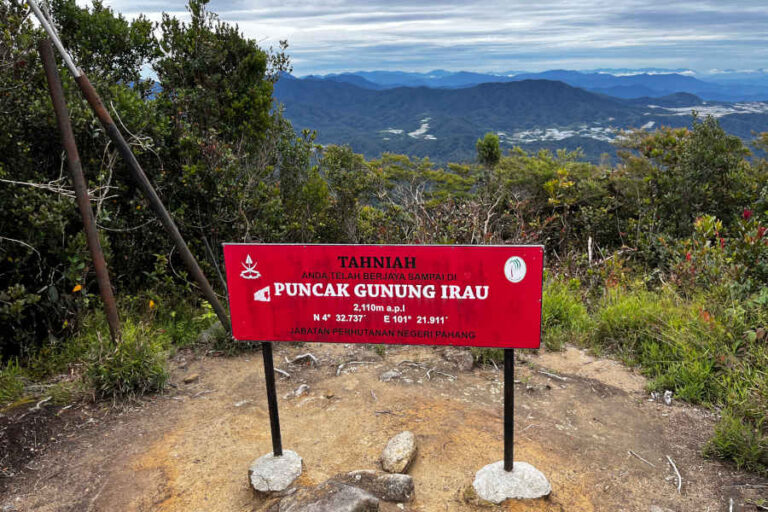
470,347 -> 504,366
155,0 -> 273,145
322,145 -> 377,242
51,0 -> 156,87
615,115 -> 763,264
541,278 -> 590,350
0,0 -> 286,357
84,319 -> 168,399
705,412 -> 768,475
476,132 -> 501,167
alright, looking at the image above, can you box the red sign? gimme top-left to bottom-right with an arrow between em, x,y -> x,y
223,244 -> 543,349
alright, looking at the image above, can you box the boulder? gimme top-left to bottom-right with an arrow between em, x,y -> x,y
380,431 -> 417,473
196,321 -> 226,344
277,481 -> 379,512
330,470 -> 414,502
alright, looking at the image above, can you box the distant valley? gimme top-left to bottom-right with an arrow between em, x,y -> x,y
274,70 -> 768,162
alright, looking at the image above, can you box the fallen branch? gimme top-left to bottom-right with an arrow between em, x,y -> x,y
286,353 -> 319,366
628,450 -> 655,468
336,361 -> 375,376
427,368 -> 456,380
274,368 -> 291,378
538,370 -> 568,382
28,396 -> 52,412
398,360 -> 427,369
55,404 -> 73,416
666,455 -> 682,493
374,410 -> 402,416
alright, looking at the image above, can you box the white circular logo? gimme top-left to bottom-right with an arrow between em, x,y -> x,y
504,256 -> 527,283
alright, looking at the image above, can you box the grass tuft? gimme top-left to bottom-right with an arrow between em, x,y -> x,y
704,411 -> 768,475
542,278 -> 591,351
85,320 -> 168,400
0,358 -> 25,407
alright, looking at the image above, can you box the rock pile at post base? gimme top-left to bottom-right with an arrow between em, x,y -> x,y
263,432 -> 419,511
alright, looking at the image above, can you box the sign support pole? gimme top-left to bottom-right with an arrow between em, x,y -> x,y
504,348 -> 514,471
261,342 -> 283,456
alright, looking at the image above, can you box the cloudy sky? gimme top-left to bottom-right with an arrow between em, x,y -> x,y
97,0 -> 768,75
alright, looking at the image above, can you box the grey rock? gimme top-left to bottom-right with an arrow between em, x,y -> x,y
649,506 -> 675,512
663,390 -> 674,405
278,481 -> 379,512
442,347 -> 474,371
249,450 -> 303,493
379,370 -> 401,382
197,321 -> 226,344
473,461 -> 551,503
331,470 -> 414,502
380,431 -> 417,473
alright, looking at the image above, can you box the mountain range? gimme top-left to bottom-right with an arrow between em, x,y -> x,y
275,70 -> 768,163
303,69 -> 768,102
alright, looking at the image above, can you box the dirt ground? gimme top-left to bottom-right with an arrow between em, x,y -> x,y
1,343 -> 767,511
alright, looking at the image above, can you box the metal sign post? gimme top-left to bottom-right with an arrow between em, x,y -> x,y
504,348 -> 514,471
261,341 -> 283,456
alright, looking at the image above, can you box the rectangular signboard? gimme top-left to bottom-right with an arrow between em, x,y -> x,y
223,244 -> 543,348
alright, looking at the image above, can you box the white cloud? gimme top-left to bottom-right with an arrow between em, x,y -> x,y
94,0 -> 768,74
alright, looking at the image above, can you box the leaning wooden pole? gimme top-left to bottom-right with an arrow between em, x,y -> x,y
28,0 -> 231,331
39,38 -> 121,343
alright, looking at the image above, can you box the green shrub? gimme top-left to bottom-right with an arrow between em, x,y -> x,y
0,358 -> 25,406
591,287 -> 667,359
705,411 -> 768,476
85,320 -> 168,399
590,287 -> 726,404
470,347 -> 505,366
542,278 -> 591,351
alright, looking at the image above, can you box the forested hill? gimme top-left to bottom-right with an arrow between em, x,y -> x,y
274,76 -> 768,162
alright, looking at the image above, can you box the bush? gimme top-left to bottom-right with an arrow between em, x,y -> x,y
470,347 -> 504,366
705,411 -> 768,476
85,321 -> 168,399
542,278 -> 591,350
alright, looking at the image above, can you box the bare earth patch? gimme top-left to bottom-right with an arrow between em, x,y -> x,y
2,344 -> 766,511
